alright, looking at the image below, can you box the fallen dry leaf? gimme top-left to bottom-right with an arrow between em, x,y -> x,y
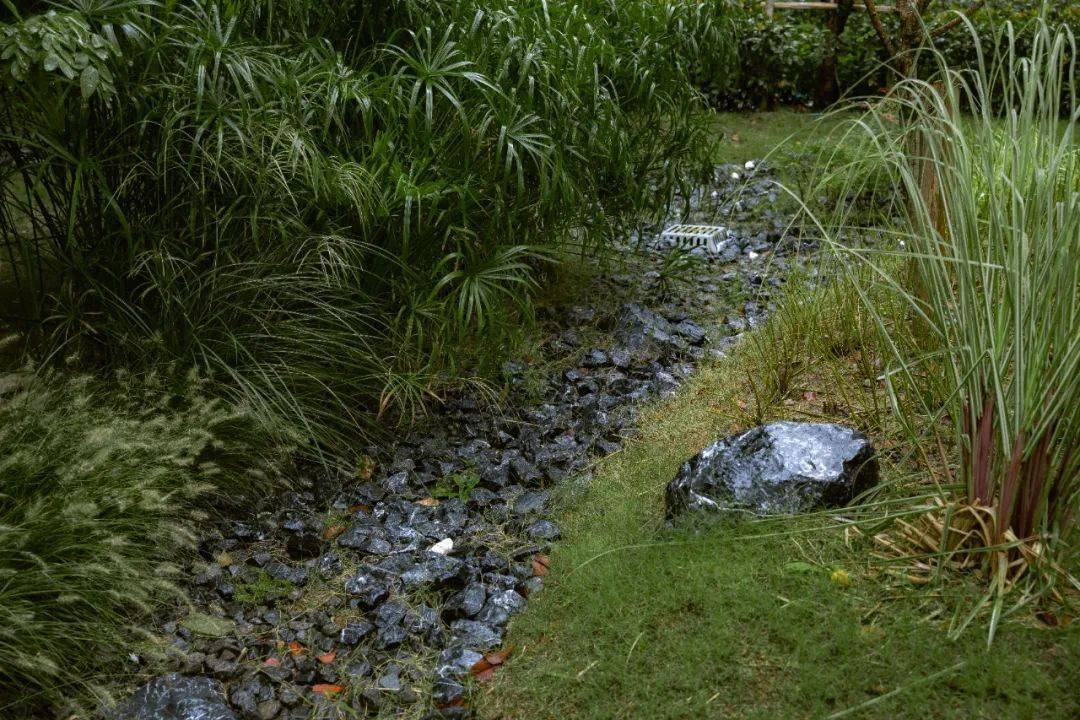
287,641 -> 305,656
417,497 -> 440,507
312,684 -> 344,696
263,657 -> 281,667
322,524 -> 345,540
474,667 -> 496,683
348,503 -> 371,515
484,647 -> 512,666
469,658 -> 492,675
316,651 -> 337,665
356,455 -> 376,481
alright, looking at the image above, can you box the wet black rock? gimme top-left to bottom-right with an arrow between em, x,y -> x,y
111,674 -> 235,720
340,620 -> 374,645
525,519 -> 561,541
449,619 -> 502,649
475,590 -> 526,625
665,422 -> 877,517
443,582 -> 486,619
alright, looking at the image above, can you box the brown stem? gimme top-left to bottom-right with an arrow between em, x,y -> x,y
863,0 -> 897,57
817,0 -> 856,106
997,433 -> 1024,542
931,1 -> 986,39
971,395 -> 995,505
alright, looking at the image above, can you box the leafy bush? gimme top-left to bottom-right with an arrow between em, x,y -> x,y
0,0 -> 737,449
0,370 -> 284,714
710,0 -> 1078,109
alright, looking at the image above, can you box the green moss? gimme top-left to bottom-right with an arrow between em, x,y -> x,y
233,570 -> 295,605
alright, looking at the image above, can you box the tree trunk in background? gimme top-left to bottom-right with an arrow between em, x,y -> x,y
894,0 -> 924,78
816,0 -> 855,107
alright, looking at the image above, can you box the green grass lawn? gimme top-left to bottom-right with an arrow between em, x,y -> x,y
709,109 -> 855,166
479,113 -> 1079,718
479,354 -> 1079,719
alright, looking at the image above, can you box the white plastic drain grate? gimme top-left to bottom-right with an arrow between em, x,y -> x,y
660,224 -> 726,252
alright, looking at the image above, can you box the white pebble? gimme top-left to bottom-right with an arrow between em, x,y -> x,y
429,538 -> 454,555
730,172 -> 740,180
744,160 -> 756,170
748,250 -> 760,260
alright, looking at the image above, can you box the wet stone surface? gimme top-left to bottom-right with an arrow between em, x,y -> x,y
118,164 -> 813,719
665,421 -> 878,517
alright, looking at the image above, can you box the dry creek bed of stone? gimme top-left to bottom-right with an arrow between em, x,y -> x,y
113,162 -> 818,720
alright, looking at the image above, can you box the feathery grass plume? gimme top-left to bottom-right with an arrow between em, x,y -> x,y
0,369 -> 286,715
807,16 -> 1078,640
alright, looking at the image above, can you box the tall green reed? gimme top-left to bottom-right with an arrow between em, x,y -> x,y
811,17 -> 1078,630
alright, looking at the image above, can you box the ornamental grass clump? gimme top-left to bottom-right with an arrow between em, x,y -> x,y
0,371 -> 284,715
817,18 -> 1078,636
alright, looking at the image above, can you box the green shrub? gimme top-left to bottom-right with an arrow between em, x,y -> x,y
710,0 -> 1078,110
0,371 -> 284,714
0,0 -> 737,450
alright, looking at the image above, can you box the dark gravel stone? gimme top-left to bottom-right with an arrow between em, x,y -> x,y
512,489 -> 550,517
666,421 -> 878,517
111,674 -> 235,720
449,619 -> 502,649
374,600 -> 409,628
581,348 -> 610,367
674,320 -> 707,344
340,620 -> 374,645
475,590 -> 526,625
263,561 -> 307,586
383,471 -> 410,494
401,551 -> 465,588
343,570 -> 391,608
443,582 -> 486,620
375,623 -> 408,649
525,519 -> 561,541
